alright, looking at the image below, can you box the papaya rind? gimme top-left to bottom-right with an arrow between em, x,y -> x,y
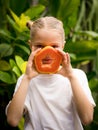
34,46 -> 62,74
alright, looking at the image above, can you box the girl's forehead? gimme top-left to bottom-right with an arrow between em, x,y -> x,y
33,28 -> 63,42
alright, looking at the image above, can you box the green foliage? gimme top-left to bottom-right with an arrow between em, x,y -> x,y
24,5 -> 45,19
48,0 -> 80,35
65,40 -> 98,63
9,0 -> 29,16
0,60 -> 11,71
0,4 -> 45,83
0,2 -> 45,129
11,55 -> 27,77
18,118 -> 24,130
48,0 -> 98,129
0,43 -> 14,58
0,0 -> 98,129
0,71 -> 16,84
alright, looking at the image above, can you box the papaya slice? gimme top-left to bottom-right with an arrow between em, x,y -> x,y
34,46 -> 62,74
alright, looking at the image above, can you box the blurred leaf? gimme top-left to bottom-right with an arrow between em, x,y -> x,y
63,0 -> 80,34
0,29 -> 14,41
9,9 -> 20,26
9,0 -> 29,16
15,55 -> 24,70
15,44 -> 30,55
9,59 -> 17,68
0,71 -> 16,84
7,15 -> 22,32
18,117 -> 24,130
79,31 -> 98,38
10,57 -> 22,77
19,14 -> 30,30
94,50 -> 98,75
87,71 -> 96,80
69,53 -> 77,60
65,40 -> 98,54
57,0 -> 80,19
48,0 -> 60,16
12,66 -> 21,77
49,0 -> 80,35
20,61 -> 27,73
89,78 -> 98,91
64,39 -> 98,65
10,9 -> 30,31
16,31 -> 30,41
0,43 -> 14,59
24,5 -> 45,19
0,60 -> 11,71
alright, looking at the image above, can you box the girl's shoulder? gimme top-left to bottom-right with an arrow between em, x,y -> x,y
73,68 -> 86,75
72,68 -> 88,81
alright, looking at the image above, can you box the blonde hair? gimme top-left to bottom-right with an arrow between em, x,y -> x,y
26,16 -> 65,44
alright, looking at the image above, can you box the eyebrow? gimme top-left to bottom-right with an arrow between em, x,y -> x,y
31,42 -> 41,46
34,41 -> 61,44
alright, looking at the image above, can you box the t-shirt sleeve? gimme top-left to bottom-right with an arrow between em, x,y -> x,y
74,69 -> 96,107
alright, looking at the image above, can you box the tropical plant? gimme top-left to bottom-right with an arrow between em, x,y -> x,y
0,0 -> 98,130
0,1 -> 45,129
47,0 -> 98,129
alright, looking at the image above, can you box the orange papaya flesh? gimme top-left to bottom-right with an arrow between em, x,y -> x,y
34,46 -> 62,74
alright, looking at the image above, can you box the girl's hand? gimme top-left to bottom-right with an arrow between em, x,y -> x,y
57,49 -> 73,78
25,48 -> 41,79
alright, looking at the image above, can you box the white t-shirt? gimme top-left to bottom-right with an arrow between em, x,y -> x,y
13,69 -> 96,130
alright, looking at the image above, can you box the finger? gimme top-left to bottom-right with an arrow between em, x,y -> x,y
65,53 -> 70,64
28,48 -> 41,61
56,49 -> 66,60
56,49 -> 70,62
34,48 -> 41,56
56,48 -> 65,55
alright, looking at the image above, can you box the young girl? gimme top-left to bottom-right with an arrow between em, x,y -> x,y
6,16 -> 95,130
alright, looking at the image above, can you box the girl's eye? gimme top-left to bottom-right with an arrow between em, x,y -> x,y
36,45 -> 44,48
52,45 -> 58,48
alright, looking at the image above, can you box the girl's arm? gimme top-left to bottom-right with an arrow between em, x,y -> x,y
6,49 -> 40,127
68,72 -> 94,125
57,50 -> 94,125
7,75 -> 30,127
